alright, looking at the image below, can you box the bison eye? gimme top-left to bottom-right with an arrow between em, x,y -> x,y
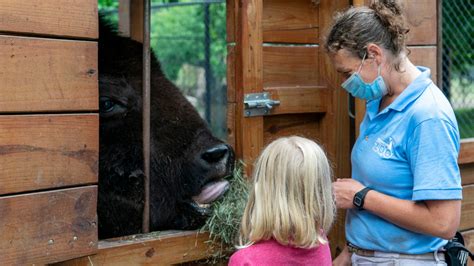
100,97 -> 116,113
99,96 -> 127,117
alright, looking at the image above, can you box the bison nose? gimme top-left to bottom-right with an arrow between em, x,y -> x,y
201,144 -> 229,164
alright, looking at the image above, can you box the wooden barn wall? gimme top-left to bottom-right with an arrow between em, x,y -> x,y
0,0 -> 99,264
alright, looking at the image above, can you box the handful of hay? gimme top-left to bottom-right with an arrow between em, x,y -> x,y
200,162 -> 250,262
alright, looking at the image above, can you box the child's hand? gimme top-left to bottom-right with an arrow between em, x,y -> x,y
333,246 -> 352,266
332,178 -> 365,209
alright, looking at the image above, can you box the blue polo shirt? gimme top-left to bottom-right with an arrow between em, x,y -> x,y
346,67 -> 462,254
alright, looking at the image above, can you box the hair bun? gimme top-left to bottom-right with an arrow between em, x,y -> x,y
371,0 -> 403,16
369,0 -> 409,53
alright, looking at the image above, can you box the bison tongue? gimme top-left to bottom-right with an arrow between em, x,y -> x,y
192,180 -> 230,204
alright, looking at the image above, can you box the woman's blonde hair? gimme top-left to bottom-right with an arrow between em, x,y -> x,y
238,136 -> 335,249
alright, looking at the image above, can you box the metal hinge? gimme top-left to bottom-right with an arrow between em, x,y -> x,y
244,92 -> 280,117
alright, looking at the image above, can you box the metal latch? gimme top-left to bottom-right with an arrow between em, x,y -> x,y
244,92 -> 280,117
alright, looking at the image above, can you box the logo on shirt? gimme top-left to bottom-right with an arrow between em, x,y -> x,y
373,137 -> 394,159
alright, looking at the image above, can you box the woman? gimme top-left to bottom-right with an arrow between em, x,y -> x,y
325,1 -> 462,265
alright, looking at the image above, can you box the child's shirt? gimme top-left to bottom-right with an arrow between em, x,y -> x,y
228,238 -> 332,266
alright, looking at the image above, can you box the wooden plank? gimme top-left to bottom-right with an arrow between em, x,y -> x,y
264,86 -> 329,115
403,0 -> 437,45
0,114 -> 98,195
0,0 -> 97,39
119,0 -> 131,37
263,113 -> 324,146
54,231 -> 212,266
227,45 -> 236,103
226,0 -> 238,43
354,98 -> 365,138
0,36 -> 98,113
460,139 -> 474,165
227,103 -> 236,150
263,0 -> 319,44
234,0 -> 264,176
461,163 -> 474,186
263,46 -> 320,88
408,46 -> 438,85
460,185 -> 474,231
130,0 -> 144,43
320,0 -> 352,257
0,186 -> 98,265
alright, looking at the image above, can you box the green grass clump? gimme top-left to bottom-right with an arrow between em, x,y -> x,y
200,162 -> 250,262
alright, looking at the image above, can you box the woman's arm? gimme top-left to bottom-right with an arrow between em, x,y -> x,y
333,178 -> 461,239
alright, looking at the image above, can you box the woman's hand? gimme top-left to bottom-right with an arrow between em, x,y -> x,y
332,178 -> 365,209
333,246 -> 352,266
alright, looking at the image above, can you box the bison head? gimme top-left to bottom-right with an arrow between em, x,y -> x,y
98,20 -> 234,239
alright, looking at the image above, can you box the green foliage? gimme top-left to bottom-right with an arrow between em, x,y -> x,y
151,3 -> 227,82
455,108 -> 474,139
200,162 -> 250,262
98,0 -> 118,9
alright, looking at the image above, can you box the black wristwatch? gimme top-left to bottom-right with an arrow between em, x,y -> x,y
353,187 -> 372,210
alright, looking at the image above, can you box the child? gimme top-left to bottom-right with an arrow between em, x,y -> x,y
229,136 -> 335,266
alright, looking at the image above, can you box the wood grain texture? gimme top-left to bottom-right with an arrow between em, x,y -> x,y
54,231 -> 212,266
0,114 -> 98,195
130,0 -> 144,43
460,185 -> 474,231
320,0 -> 354,258
403,0 -> 437,45
263,46 -> 320,88
0,0 -> 97,39
226,0 -> 238,43
0,36 -> 98,113
263,0 -> 319,44
460,139 -> 474,165
227,103 -> 236,150
264,86 -> 329,115
408,46 -> 438,84
461,163 -> 474,186
227,45 -> 236,103
0,186 -> 98,265
234,0 -> 264,176
118,0 -> 131,37
263,113 -> 324,146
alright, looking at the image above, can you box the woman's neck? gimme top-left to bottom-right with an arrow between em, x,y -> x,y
379,58 -> 421,111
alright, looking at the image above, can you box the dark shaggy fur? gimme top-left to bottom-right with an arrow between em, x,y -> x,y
98,19 -> 234,239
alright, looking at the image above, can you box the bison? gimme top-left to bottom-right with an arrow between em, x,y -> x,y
98,19 -> 234,239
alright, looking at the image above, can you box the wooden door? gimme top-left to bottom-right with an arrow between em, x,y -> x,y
227,0 -> 351,255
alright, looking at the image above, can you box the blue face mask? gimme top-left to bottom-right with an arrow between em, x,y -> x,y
341,53 -> 388,100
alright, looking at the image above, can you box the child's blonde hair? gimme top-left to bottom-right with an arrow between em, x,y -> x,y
239,136 -> 335,249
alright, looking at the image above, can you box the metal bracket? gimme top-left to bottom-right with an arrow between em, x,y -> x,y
244,92 -> 280,117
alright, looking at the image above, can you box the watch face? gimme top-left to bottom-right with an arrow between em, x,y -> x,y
354,196 -> 362,206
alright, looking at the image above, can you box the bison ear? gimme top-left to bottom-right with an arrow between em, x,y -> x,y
99,96 -> 127,118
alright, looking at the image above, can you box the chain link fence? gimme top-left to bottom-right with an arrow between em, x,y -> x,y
442,0 -> 474,139
100,0 -> 227,140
